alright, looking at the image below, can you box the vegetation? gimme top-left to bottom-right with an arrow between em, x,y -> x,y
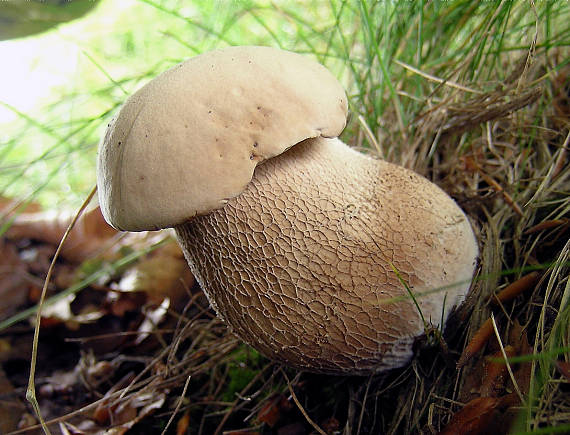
0,0 -> 568,433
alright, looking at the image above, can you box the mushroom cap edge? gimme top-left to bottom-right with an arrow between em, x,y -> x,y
97,45 -> 348,231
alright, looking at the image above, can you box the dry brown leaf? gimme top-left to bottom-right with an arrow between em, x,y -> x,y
491,272 -> 540,306
509,322 -> 533,397
257,393 -> 293,427
114,242 -> 193,306
37,293 -> 77,328
93,372 -> 136,426
321,416 -> 340,434
0,239 -> 30,319
0,367 -> 26,434
104,391 -> 166,434
457,318 -> 494,368
5,206 -> 117,262
438,397 -> 501,435
176,412 -> 190,435
135,297 -> 170,345
0,196 -> 42,214
480,345 -> 516,397
107,291 -> 147,318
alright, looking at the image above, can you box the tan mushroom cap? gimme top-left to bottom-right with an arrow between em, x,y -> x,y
97,46 -> 348,231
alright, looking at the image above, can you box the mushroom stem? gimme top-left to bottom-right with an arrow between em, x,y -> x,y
174,137 -> 478,375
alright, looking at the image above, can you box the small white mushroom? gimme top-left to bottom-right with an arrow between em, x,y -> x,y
97,46 -> 478,375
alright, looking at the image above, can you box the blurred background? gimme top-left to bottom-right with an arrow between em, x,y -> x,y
2,0 -> 363,210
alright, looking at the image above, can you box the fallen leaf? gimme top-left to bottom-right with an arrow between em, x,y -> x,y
6,206 -> 117,263
0,367 -> 26,434
0,196 -> 42,214
0,239 -> 30,319
135,297 -> 170,345
176,412 -> 190,435
257,393 -> 293,427
480,345 -> 516,397
510,323 -> 533,396
321,416 -> 340,434
457,318 -> 494,368
106,291 -> 147,317
438,397 -> 501,435
114,243 -> 193,307
109,390 -> 166,433
37,293 -> 77,328
93,372 -> 136,426
491,272 -> 540,306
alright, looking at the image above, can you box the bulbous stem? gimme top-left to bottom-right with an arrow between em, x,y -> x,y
175,137 -> 477,375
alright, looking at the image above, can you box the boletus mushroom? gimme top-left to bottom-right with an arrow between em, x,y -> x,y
97,46 -> 478,375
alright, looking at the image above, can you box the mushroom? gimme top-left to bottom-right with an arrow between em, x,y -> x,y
97,46 -> 478,375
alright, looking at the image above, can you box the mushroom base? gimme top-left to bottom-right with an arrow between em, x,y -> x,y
175,137 -> 478,375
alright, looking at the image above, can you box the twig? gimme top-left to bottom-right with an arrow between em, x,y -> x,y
552,129 -> 569,179
281,369 -> 327,435
213,364 -> 273,435
394,59 -> 483,94
161,374 -> 191,435
490,313 -> 526,405
356,376 -> 373,435
357,114 -> 383,159
524,219 -> 569,235
26,185 -> 97,435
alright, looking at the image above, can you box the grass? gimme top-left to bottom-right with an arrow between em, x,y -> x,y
1,0 -> 569,433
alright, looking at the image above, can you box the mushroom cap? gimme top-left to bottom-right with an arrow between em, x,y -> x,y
97,46 -> 348,231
